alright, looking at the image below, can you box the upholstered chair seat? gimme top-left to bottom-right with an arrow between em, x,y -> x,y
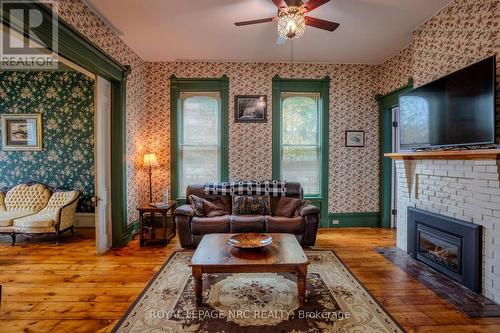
0,211 -> 37,227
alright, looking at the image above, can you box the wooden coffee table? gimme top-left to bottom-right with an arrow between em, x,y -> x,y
190,233 -> 309,306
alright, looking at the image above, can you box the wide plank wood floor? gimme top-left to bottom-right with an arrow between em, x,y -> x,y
1,228 -> 499,332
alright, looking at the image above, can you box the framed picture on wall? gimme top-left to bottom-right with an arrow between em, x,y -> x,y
345,130 -> 365,147
1,114 -> 42,151
234,95 -> 267,123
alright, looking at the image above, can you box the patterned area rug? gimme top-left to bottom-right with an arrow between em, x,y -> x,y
113,251 -> 405,333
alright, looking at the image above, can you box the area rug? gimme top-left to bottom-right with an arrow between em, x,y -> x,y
113,250 -> 405,333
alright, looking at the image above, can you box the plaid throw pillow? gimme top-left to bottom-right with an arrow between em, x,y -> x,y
232,195 -> 270,215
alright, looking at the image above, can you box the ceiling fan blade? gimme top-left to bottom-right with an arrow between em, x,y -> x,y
271,0 -> 287,9
305,16 -> 339,31
276,36 -> 286,45
284,0 -> 304,7
234,17 -> 276,26
302,0 -> 330,12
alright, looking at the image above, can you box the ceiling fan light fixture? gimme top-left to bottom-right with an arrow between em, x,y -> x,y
277,7 -> 305,40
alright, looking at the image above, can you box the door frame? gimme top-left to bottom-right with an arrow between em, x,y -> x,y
0,3 -> 133,246
375,79 -> 413,228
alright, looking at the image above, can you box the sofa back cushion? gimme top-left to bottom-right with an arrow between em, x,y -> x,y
186,182 -> 303,214
0,192 -> 5,212
4,184 -> 51,213
45,191 -> 80,210
232,195 -> 270,215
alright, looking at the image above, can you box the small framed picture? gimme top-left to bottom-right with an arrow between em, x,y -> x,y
1,113 -> 42,151
234,95 -> 267,123
345,130 -> 365,147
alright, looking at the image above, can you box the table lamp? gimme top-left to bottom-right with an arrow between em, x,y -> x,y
143,153 -> 159,204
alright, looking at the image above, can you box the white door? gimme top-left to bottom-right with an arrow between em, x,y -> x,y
95,76 -> 112,254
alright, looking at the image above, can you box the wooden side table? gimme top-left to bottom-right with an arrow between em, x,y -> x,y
137,201 -> 177,247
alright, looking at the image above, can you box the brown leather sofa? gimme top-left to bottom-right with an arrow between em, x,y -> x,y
174,182 -> 320,248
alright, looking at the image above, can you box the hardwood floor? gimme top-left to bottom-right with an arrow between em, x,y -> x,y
1,228 -> 499,332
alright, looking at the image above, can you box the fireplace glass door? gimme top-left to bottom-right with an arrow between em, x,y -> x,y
417,225 -> 461,274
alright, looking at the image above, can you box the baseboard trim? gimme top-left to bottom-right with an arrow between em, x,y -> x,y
327,212 -> 380,228
75,213 -> 95,228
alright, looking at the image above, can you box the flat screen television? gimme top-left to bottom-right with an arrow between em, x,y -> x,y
399,56 -> 496,150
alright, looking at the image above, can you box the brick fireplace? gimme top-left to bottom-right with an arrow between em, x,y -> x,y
395,158 -> 500,302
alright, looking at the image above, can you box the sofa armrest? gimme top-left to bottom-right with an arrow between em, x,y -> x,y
174,205 -> 194,247
174,204 -> 194,217
298,204 -> 320,217
57,197 -> 79,230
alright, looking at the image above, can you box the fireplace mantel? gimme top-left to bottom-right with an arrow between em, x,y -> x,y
384,149 -> 500,160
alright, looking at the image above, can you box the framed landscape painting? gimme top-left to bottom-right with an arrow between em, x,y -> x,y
1,113 -> 42,151
234,95 -> 267,123
345,130 -> 365,147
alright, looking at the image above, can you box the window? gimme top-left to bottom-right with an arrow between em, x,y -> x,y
272,76 -> 330,226
170,76 -> 229,201
281,92 -> 321,195
179,92 -> 221,193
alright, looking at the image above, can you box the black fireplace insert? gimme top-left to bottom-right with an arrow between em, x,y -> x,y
407,207 -> 482,293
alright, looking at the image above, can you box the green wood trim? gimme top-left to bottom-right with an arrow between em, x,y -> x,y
272,75 -> 330,227
122,219 -> 140,243
170,75 -> 230,201
1,2 -> 128,80
1,2 -> 131,246
328,212 -> 380,228
375,79 -> 413,228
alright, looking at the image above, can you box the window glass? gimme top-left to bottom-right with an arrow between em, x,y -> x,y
280,93 -> 321,195
179,92 -> 220,195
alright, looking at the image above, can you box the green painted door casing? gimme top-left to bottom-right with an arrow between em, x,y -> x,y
375,79 -> 413,228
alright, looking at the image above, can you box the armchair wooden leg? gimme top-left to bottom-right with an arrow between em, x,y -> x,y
10,232 -> 16,246
70,226 -> 74,236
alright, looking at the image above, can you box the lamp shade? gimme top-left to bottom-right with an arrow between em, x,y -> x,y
143,153 -> 160,168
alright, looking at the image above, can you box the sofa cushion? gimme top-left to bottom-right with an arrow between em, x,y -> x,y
273,197 -> 302,217
13,213 -> 55,228
0,211 -> 35,227
265,216 -> 305,234
232,195 -> 270,215
191,215 -> 230,235
230,215 -> 265,233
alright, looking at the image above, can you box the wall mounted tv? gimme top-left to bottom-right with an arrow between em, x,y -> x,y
399,56 -> 496,150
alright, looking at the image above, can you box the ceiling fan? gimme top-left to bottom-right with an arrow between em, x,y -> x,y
234,0 -> 339,43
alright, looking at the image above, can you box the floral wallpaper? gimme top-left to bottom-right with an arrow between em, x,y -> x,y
52,0 -> 148,223
39,0 -> 498,221
144,62 -> 381,213
0,71 -> 95,212
377,0 -> 499,141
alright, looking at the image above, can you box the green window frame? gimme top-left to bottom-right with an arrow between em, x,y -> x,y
272,75 -> 330,226
170,75 -> 229,204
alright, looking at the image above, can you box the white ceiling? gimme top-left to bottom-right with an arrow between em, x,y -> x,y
85,0 -> 452,64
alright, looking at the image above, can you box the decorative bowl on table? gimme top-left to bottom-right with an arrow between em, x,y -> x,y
228,233 -> 273,249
